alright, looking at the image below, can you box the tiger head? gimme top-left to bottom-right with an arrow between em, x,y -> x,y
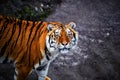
46,22 -> 78,54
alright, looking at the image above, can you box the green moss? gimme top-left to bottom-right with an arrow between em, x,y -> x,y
13,5 -> 52,21
0,0 -> 62,21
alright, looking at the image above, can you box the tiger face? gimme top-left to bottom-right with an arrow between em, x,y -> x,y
46,22 -> 78,54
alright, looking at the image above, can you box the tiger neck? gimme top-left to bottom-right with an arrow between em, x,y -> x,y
45,46 -> 59,62
45,46 -> 51,61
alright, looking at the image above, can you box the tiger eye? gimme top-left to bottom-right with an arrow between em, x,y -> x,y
55,34 -> 60,39
54,31 -> 60,38
51,34 -> 54,38
67,32 -> 73,37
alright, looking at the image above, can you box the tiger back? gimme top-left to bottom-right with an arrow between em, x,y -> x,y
0,15 -> 78,80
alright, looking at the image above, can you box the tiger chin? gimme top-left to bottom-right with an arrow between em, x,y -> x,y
0,15 -> 78,80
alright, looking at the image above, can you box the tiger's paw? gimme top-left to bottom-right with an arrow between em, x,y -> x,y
45,76 -> 51,80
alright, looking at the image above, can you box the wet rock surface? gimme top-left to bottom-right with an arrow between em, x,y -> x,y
0,0 -> 120,80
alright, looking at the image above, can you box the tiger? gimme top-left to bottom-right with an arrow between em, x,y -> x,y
0,15 -> 78,80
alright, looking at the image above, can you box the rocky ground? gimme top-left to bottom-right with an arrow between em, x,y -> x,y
0,0 -> 120,80
47,0 -> 120,80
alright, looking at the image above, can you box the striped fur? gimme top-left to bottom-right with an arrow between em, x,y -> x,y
0,15 -> 78,80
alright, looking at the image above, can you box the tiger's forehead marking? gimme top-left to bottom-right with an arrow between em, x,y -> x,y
66,28 -> 70,32
47,23 -> 76,36
54,24 -> 74,35
65,25 -> 77,34
55,29 -> 61,33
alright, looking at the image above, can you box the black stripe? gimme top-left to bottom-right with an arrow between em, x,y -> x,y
13,47 -> 23,61
26,20 -> 29,26
29,21 -> 43,67
21,21 -> 26,45
13,20 -> 22,48
15,21 -> 29,63
19,20 -> 23,45
28,22 -> 43,67
45,47 -> 51,61
48,36 -> 51,44
23,20 -> 29,46
0,22 -> 16,56
0,17 -> 9,37
37,24 -> 45,38
36,64 -> 47,71
0,42 -> 8,56
39,58 -> 41,65
13,17 -> 16,22
17,47 -> 28,64
29,21 -> 43,47
19,51 -> 26,63
1,24 -> 11,39
3,55 -> 9,63
73,34 -> 76,40
25,20 -> 29,32
27,21 -> 35,44
9,16 -> 13,23
28,47 -> 31,66
11,19 -> 18,49
34,21 -> 43,38
33,61 -> 35,69
46,53 -> 50,61
0,17 -> 3,24
27,21 -> 36,66
9,22 -> 16,55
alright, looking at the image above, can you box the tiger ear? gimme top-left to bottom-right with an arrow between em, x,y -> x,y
68,22 -> 76,29
48,24 -> 54,31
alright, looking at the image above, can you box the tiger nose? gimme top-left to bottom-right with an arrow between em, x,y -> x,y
62,41 -> 68,46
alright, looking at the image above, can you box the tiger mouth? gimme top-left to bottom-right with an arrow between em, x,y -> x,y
59,47 -> 70,53
59,47 -> 70,50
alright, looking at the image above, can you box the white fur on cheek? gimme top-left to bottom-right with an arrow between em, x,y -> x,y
75,32 -> 79,44
71,32 -> 79,49
46,35 -> 57,53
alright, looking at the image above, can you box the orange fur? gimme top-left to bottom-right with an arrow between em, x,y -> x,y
0,15 -> 78,80
0,15 -> 51,80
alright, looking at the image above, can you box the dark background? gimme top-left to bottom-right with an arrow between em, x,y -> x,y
0,0 -> 120,80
